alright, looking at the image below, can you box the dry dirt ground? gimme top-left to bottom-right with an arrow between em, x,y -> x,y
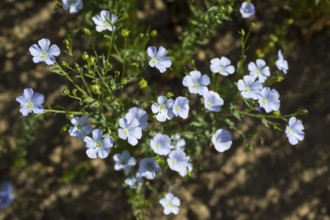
0,0 -> 330,219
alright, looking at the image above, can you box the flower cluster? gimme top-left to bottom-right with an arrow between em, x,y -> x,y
14,1 -> 307,217
237,59 -> 280,113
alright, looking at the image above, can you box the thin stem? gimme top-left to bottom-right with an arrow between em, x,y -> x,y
41,109 -> 84,115
237,110 -> 296,121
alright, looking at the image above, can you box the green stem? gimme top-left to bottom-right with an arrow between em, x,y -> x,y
237,111 -> 297,121
42,109 -> 84,115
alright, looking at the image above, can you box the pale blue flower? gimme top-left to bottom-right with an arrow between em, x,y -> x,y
210,56 -> 235,76
138,158 -> 160,180
258,87 -> 280,113
113,150 -> 136,173
118,118 -> 142,146
159,192 -> 180,215
182,70 -> 210,95
276,50 -> 288,74
124,173 -> 143,189
248,59 -> 270,83
29,38 -> 60,65
167,149 -> 192,177
203,90 -> 224,112
62,0 -> 83,14
151,96 -> 174,122
68,116 -> 92,140
237,75 -> 263,100
170,133 -> 186,151
92,10 -> 117,32
16,88 -> 44,116
240,2 -> 255,18
0,182 -> 14,208
125,107 -> 148,129
173,96 -> 189,119
147,46 -> 172,73
151,134 -> 172,155
212,129 -> 232,152
285,117 -> 305,145
83,129 -> 114,159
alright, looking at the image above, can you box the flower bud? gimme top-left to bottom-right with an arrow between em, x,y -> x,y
139,78 -> 148,89
61,88 -> 70,96
91,84 -> 101,94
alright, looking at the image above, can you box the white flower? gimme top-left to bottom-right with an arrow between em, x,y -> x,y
62,0 -> 83,14
173,96 -> 189,119
125,107 -> 148,129
248,59 -> 270,83
92,10 -> 117,32
150,134 -> 172,156
240,2 -> 255,18
68,116 -> 92,140
210,56 -> 235,76
159,192 -> 181,215
212,129 -> 232,152
258,87 -> 280,113
83,129 -> 114,159
29,38 -> 60,65
138,158 -> 160,180
113,150 -> 136,173
182,70 -> 210,95
151,96 -> 174,122
203,90 -> 224,112
118,118 -> 142,146
276,50 -> 288,74
285,117 -> 305,145
167,149 -> 192,177
237,75 -> 263,100
147,46 -> 172,73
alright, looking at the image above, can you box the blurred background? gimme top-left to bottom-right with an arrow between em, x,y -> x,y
0,0 -> 330,219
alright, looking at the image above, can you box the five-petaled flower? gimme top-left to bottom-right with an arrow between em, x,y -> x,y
151,134 -> 172,156
125,107 -> 148,129
167,149 -> 192,177
68,116 -> 93,140
240,2 -> 255,18
92,10 -> 118,32
151,96 -> 174,122
83,129 -> 114,159
248,59 -> 270,83
258,87 -> 280,113
113,150 -> 136,173
212,129 -> 232,152
147,46 -> 172,73
29,38 -> 60,65
138,158 -> 161,180
203,90 -> 224,112
62,0 -> 83,14
159,192 -> 181,215
237,75 -> 263,100
0,182 -> 14,208
118,117 -> 142,146
182,70 -> 210,95
16,88 -> 45,116
210,56 -> 235,76
276,50 -> 289,74
173,96 -> 190,119
285,117 -> 305,145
